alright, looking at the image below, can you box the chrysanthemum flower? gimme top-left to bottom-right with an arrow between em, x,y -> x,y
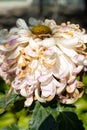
0,18 -> 87,106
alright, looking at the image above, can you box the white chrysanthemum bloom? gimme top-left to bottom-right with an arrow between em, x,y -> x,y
0,18 -> 87,106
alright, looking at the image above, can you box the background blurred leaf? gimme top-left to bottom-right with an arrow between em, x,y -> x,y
0,78 -> 8,94
2,124 -> 20,130
0,92 -> 17,113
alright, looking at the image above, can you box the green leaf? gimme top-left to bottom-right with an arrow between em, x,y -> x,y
57,111 -> 85,130
0,78 -> 9,94
12,97 -> 25,112
0,95 -> 5,108
29,101 -> 84,130
0,92 -> 17,108
2,124 -> 20,130
29,101 -> 58,130
0,92 -> 18,114
83,74 -> 87,87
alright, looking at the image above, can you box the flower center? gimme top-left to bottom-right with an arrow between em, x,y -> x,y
31,25 -> 52,38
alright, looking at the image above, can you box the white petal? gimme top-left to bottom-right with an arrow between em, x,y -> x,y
66,80 -> 77,93
41,80 -> 56,97
35,87 -> 46,102
53,78 -> 66,94
56,55 -> 69,78
73,54 -> 85,64
73,65 -> 83,74
17,37 -> 29,43
83,59 -> 87,66
58,44 -> 77,58
82,34 -> 87,43
24,96 -> 33,107
12,78 -> 27,90
29,38 -> 39,49
25,46 -> 37,57
16,18 -> 28,30
9,27 -> 19,34
68,75 -> 76,84
8,46 -> 22,59
30,60 -> 38,70
56,37 -> 79,47
20,87 -> 27,97
41,38 -> 55,47
38,73 -> 52,83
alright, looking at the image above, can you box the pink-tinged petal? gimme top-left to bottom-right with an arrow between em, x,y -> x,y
34,70 -> 41,80
48,46 -> 63,56
25,46 -> 37,57
0,69 -> 8,82
26,76 -> 37,85
28,85 -> 35,94
67,75 -> 76,84
38,73 -> 52,83
0,42 -> 19,51
41,80 -> 56,98
20,85 -> 34,97
8,66 -> 17,73
44,48 -> 55,56
56,37 -> 79,47
35,87 -> 46,102
43,57 -> 56,67
18,56 -> 24,65
8,46 -> 22,59
66,80 -> 77,93
82,34 -> 87,43
8,38 -> 17,44
73,65 -> 83,74
24,96 -> 33,107
20,87 -> 27,97
53,78 -> 66,94
0,53 -> 5,63
12,78 -> 27,90
0,60 -> 9,70
17,37 -> 29,43
29,38 -> 39,49
83,59 -> 87,66
58,44 -> 77,58
41,38 -> 55,47
16,18 -> 28,30
9,27 -> 19,34
30,60 -> 38,70
55,33 -> 71,39
56,55 -> 69,78
18,29 -> 29,35
73,54 -> 85,64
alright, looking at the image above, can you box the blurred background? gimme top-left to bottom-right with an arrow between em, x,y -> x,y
0,0 -> 87,29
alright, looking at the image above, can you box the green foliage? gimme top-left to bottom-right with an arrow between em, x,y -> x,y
57,111 -> 84,130
0,78 -> 8,94
2,124 -> 20,130
0,92 -> 17,109
29,101 -> 84,130
29,101 -> 58,130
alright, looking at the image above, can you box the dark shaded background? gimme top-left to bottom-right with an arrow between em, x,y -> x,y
0,0 -> 87,30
